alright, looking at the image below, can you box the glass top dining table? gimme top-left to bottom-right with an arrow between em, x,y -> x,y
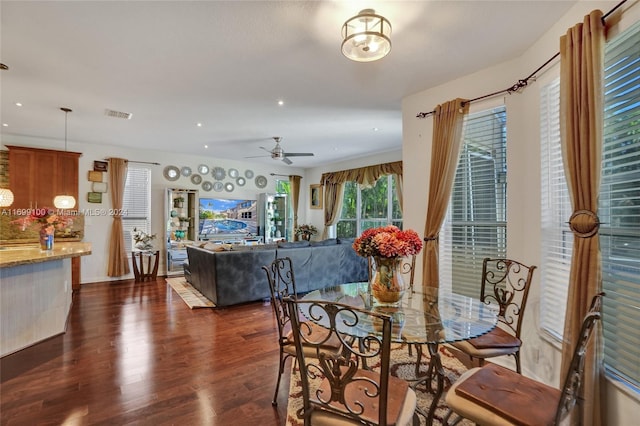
301,282 -> 498,345
300,282 -> 499,425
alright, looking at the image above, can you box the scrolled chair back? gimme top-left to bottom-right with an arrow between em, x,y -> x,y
480,257 -> 537,337
555,292 -> 604,424
262,257 -> 297,343
284,296 -> 405,426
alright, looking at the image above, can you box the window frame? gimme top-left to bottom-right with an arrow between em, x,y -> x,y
121,165 -> 152,255
336,174 -> 401,237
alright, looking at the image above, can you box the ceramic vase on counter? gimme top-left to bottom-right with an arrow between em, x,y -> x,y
39,227 -> 54,251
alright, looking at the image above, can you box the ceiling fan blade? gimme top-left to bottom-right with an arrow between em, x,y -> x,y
282,157 -> 293,165
259,146 -> 272,153
283,152 -> 314,157
244,154 -> 270,158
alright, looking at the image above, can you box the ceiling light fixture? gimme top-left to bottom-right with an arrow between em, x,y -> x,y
341,9 -> 391,62
53,107 -> 76,209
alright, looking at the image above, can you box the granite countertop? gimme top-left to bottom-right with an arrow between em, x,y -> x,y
0,242 -> 92,268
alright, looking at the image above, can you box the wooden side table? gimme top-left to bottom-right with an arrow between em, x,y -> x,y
132,250 -> 160,282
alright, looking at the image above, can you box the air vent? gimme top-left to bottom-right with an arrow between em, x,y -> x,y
104,109 -> 133,120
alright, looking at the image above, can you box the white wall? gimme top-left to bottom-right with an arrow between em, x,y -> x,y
1,135 -> 303,283
402,1 -> 639,423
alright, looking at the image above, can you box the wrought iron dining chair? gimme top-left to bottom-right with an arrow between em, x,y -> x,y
262,257 -> 343,406
449,258 -> 537,373
444,292 -> 603,426
285,297 -> 419,426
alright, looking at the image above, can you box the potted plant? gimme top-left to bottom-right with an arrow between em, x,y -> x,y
132,227 -> 157,251
173,196 -> 185,208
294,224 -> 318,241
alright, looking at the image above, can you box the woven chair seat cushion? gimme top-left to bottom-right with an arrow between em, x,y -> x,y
447,363 -> 560,426
312,368 -> 416,426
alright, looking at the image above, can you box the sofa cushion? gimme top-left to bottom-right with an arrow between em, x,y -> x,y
278,241 -> 310,248
310,238 -> 338,247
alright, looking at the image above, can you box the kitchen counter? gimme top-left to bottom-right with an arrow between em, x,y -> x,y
0,242 -> 92,268
1,242 -> 92,357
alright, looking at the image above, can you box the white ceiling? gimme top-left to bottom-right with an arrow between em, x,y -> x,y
1,0 -> 577,168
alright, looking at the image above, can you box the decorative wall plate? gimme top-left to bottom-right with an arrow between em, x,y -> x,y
228,168 -> 239,179
212,166 -> 226,181
181,166 -> 192,177
236,177 -> 246,187
197,164 -> 210,175
225,182 -> 235,192
190,174 -> 202,185
163,165 -> 180,181
213,182 -> 224,192
170,210 -> 178,218
255,175 -> 267,188
244,169 -> 254,179
201,181 -> 213,192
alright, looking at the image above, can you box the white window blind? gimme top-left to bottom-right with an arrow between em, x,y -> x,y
539,20 -> 640,389
601,20 -> 640,388
122,166 -> 151,254
440,106 -> 507,297
540,77 -> 572,339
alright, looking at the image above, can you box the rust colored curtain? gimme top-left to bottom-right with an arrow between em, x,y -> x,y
421,98 -> 469,290
107,158 -> 130,277
289,175 -> 301,241
559,10 -> 605,426
321,161 -> 402,239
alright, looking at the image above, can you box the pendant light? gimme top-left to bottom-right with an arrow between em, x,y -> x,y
53,107 -> 76,209
0,63 -> 14,207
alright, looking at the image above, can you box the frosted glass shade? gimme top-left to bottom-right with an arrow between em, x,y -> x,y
342,9 -> 391,62
0,188 -> 14,207
53,195 -> 76,209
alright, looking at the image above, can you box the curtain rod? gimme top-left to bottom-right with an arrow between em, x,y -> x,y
270,173 -> 301,178
416,0 -> 628,119
104,158 -> 160,165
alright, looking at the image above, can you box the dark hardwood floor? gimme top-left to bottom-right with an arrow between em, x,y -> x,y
1,277 -> 290,425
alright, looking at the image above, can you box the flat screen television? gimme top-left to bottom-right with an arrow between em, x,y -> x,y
198,197 -> 258,240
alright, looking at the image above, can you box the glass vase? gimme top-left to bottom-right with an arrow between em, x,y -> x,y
39,227 -> 54,251
370,256 -> 406,306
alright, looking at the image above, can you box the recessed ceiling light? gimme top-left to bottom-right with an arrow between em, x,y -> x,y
2,123 -> 8,127
277,100 -> 284,106
197,122 -> 202,127
372,127 -> 379,132
204,145 -> 208,149
15,102 -> 22,107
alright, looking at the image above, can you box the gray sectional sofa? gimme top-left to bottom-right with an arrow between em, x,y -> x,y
186,238 -> 368,307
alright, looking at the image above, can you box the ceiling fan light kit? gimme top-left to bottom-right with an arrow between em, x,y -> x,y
342,9 -> 391,62
245,137 -> 314,165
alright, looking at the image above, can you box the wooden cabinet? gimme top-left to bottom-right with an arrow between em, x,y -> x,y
6,145 -> 82,291
7,146 -> 81,209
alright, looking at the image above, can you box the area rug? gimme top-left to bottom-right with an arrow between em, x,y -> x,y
286,343 -> 473,426
166,277 -> 215,309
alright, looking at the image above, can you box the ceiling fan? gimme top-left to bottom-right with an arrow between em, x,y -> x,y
246,137 -> 314,165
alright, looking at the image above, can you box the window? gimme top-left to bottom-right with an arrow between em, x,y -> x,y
540,21 -> 640,389
336,174 -> 401,238
601,21 -> 640,389
122,166 -> 151,254
440,106 -> 507,297
540,77 -> 572,339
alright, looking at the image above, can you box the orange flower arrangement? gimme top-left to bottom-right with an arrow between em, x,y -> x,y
12,207 -> 74,235
352,225 -> 423,258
